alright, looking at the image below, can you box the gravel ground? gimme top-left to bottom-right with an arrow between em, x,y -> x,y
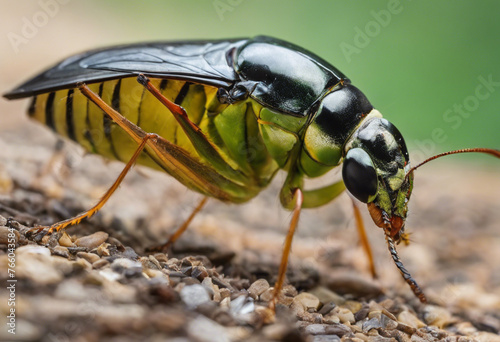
0,123 -> 500,342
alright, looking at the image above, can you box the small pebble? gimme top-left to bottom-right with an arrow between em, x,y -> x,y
201,277 -> 215,298
294,292 -> 321,311
213,285 -> 222,302
220,288 -> 231,300
74,231 -> 109,250
58,231 -> 74,247
111,258 -> 143,277
304,323 -> 350,337
396,322 -> 416,336
52,246 -> 69,258
107,236 -> 124,250
180,284 -> 211,309
282,284 -> 298,297
380,314 -> 398,330
99,268 -> 122,282
323,312 -> 340,324
0,226 -> 20,245
230,295 -> 255,316
354,304 -> 370,321
16,245 -> 51,256
16,252 -> 62,285
92,258 -> 110,269
305,324 -> 328,335
191,266 -> 209,280
422,305 -> 456,328
309,286 -> 345,306
453,322 -> 477,335
336,307 -> 355,324
74,257 -> 92,270
380,329 -> 411,342
182,277 -> 201,285
343,300 -> 363,314
97,243 -> 111,257
259,287 -> 275,302
397,311 -> 425,329
248,279 -> 270,299
153,253 -> 168,263
187,315 -> 230,342
148,255 -> 162,269
319,301 -> 337,315
77,251 -> 100,264
363,317 -> 383,332
220,297 -> 231,309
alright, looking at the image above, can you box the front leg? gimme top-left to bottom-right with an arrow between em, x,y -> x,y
279,170 -> 345,209
271,187 -> 303,310
279,171 -> 378,282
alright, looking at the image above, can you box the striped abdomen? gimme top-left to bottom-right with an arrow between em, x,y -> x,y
28,77 -> 281,198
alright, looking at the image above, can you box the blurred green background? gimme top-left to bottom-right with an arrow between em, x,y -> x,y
1,0 -> 499,165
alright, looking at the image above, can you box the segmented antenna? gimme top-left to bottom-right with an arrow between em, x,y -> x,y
384,228 -> 427,303
406,148 -> 500,178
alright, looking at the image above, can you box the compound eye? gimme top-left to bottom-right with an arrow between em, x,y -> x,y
342,148 -> 378,203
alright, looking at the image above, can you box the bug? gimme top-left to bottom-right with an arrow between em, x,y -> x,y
4,36 -> 499,305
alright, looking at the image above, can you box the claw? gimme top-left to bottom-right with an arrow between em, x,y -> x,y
26,225 -> 54,242
34,228 -> 50,242
26,226 -> 45,238
26,225 -> 62,246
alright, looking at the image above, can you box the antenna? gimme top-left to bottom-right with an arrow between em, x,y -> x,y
406,148 -> 500,178
384,228 -> 427,303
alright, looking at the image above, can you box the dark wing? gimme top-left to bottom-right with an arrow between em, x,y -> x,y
4,39 -> 248,99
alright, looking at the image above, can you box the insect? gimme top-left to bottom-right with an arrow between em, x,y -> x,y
4,36 -> 499,305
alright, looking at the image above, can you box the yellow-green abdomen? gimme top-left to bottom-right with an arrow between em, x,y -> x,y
27,77 -> 287,201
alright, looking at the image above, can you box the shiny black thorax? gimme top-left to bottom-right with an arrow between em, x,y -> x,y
228,37 -> 375,145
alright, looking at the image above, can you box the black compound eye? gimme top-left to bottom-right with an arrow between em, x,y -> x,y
342,148 -> 378,203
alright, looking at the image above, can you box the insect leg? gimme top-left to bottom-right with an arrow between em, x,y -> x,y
136,74 -> 247,184
147,196 -> 208,252
78,83 -> 248,202
44,132 -> 159,233
281,175 -> 377,278
352,199 -> 377,278
280,170 -> 345,209
271,188 -> 303,310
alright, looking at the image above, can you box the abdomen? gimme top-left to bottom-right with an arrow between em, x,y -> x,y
28,77 -> 281,200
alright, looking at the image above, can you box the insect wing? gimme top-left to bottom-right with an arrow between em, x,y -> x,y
4,39 -> 247,99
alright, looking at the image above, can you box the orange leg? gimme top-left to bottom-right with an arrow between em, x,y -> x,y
136,74 -> 247,184
29,82 -> 244,239
32,132 -> 160,235
147,196 -> 208,252
271,188 -> 303,309
352,199 -> 377,278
